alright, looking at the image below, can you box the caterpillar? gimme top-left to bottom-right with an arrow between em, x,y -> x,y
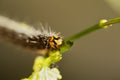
0,15 -> 63,55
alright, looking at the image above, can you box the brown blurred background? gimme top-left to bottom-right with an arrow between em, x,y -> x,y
0,0 -> 120,80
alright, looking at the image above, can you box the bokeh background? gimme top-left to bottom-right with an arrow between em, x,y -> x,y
0,0 -> 120,80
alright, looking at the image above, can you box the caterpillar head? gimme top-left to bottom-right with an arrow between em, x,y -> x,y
49,35 -> 63,50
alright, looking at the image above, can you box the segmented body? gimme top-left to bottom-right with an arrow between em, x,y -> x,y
0,16 -> 63,55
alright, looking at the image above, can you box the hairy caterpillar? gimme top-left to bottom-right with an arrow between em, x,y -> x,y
0,16 -> 63,55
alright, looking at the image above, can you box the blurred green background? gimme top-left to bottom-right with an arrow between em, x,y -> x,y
0,0 -> 120,80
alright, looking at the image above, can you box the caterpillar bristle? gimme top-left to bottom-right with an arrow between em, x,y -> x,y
0,15 -> 63,55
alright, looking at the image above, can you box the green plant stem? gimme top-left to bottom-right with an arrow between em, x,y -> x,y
102,17 -> 120,26
60,17 -> 120,53
66,24 -> 100,42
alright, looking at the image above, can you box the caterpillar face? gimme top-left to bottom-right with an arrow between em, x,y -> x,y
49,35 -> 63,49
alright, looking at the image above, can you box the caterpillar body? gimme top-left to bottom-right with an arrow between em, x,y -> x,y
0,16 -> 63,55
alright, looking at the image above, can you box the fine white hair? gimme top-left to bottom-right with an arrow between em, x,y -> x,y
0,15 -> 57,37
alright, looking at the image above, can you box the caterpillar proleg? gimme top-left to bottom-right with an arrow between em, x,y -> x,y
0,15 -> 63,55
